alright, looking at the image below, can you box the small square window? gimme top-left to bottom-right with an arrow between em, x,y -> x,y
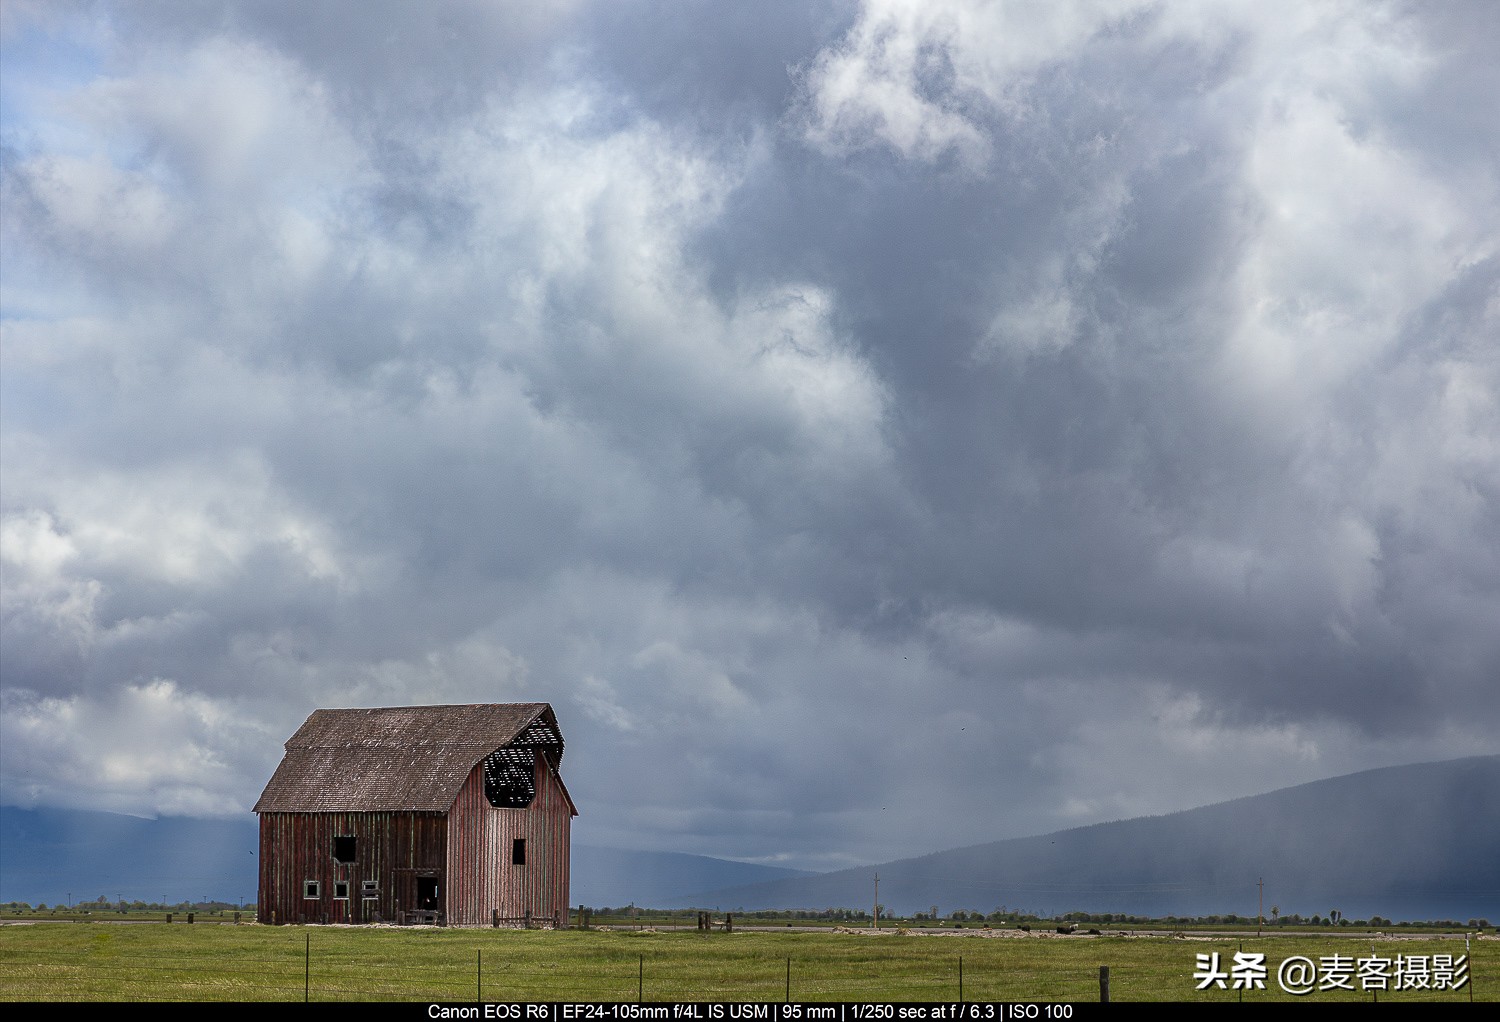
512,838 -> 526,865
361,881 -> 378,899
333,835 -> 357,863
333,881 -> 349,900
303,880 -> 320,899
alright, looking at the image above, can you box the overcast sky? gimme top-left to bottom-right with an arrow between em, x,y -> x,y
2,0 -> 1497,872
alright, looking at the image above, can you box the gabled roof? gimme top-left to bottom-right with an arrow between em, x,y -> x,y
254,702 -> 568,813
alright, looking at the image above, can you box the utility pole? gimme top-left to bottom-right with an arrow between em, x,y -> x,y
873,873 -> 879,930
1257,877 -> 1264,937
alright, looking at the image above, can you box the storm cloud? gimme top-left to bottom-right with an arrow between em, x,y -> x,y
3,0 -> 1497,871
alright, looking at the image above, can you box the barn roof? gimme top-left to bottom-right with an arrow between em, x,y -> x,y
253,702 -> 573,814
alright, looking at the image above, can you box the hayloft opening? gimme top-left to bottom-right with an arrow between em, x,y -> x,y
482,748 -> 536,808
333,835 -> 357,863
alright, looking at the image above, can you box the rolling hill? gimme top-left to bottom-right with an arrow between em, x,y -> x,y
669,756 -> 1500,922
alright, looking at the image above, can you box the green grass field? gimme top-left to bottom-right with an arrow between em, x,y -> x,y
0,923 -> 1491,1002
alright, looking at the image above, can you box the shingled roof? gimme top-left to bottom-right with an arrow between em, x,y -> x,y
254,703 -> 570,813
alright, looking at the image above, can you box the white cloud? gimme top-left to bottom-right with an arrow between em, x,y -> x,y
575,674 -> 637,734
69,36 -> 362,201
0,681 -> 272,817
3,453 -> 351,593
0,510 -> 100,659
799,0 -> 1154,164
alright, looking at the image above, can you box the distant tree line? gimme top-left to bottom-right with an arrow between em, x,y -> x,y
571,904 -> 1492,931
2,898 -> 247,914
5,899 -> 1488,932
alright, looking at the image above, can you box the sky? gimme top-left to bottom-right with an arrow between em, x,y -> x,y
1,0 -> 1497,873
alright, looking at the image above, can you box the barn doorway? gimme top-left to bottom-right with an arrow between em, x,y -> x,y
417,877 -> 440,912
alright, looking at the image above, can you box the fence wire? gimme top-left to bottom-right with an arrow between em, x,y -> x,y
0,935 -> 1486,1003
0,945 -> 1100,1002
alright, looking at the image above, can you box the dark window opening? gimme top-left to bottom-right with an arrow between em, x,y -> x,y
417,877 -> 440,911
482,748 -> 536,808
303,880 -> 320,899
333,835 -> 357,863
361,881 -> 378,899
512,838 -> 526,865
333,881 -> 349,900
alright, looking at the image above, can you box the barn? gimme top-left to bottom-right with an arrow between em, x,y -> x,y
254,702 -> 576,927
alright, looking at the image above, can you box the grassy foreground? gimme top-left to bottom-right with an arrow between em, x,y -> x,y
0,923 -> 1491,1002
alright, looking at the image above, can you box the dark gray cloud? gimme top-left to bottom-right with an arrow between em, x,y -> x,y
2,0 -> 1496,869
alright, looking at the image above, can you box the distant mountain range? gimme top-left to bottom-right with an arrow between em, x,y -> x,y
667,756 -> 1500,922
0,807 -> 804,909
0,808 -> 261,907
570,846 -> 811,908
3,756 -> 1495,921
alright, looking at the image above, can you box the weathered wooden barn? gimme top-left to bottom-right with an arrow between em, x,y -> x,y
254,703 -> 576,927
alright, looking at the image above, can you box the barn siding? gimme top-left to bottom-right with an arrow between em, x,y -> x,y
445,750 -> 572,927
258,811 -> 447,924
